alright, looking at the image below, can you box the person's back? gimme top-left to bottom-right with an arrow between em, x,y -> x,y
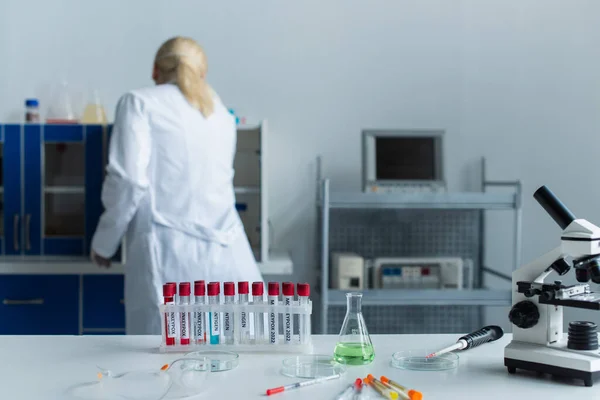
131,84 -> 238,233
91,37 -> 262,335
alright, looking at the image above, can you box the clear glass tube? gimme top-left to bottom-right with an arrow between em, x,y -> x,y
194,295 -> 206,344
223,295 -> 235,345
333,292 -> 374,365
253,295 -> 264,344
239,293 -> 250,344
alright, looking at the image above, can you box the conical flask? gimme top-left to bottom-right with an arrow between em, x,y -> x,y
333,292 -> 374,365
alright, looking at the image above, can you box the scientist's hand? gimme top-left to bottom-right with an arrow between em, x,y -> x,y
91,249 -> 111,268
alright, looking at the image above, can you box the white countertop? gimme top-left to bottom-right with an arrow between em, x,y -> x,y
0,252 -> 293,275
0,334 -> 596,400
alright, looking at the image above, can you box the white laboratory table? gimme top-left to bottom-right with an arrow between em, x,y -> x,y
1,334 -> 597,400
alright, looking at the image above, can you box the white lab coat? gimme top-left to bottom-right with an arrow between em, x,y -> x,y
91,84 -> 263,334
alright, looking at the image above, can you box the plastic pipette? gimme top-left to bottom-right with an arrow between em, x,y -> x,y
425,325 -> 504,358
353,378 -> 362,399
380,376 -> 422,400
266,373 -> 341,396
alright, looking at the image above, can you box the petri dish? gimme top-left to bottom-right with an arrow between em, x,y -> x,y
184,351 -> 239,372
391,350 -> 459,371
281,354 -> 347,379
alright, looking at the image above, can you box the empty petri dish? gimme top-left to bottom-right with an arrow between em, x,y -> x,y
184,351 -> 239,372
391,350 -> 459,371
281,355 -> 347,379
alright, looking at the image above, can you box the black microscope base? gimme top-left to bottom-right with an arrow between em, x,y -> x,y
505,357 -> 600,387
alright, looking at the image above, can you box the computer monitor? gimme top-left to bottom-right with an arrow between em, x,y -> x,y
362,129 -> 445,193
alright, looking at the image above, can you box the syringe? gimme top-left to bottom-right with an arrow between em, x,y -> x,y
426,325 -> 504,358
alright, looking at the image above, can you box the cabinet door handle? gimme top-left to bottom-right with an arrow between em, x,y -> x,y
3,298 -> 44,306
13,214 -> 19,251
25,214 -> 31,251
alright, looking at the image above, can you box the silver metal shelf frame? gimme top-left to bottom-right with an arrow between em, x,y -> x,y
318,158 -> 523,333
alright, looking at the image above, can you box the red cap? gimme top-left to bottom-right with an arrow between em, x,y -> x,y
297,283 -> 310,297
224,282 -> 235,296
194,280 -> 205,296
238,281 -> 249,295
282,282 -> 295,296
252,281 -> 264,296
207,282 -> 220,296
268,282 -> 280,296
163,283 -> 176,297
179,282 -> 191,296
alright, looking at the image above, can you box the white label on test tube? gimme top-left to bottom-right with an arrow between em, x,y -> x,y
194,281 -> 206,344
268,282 -> 279,345
297,283 -> 310,344
252,282 -> 265,344
238,282 -> 250,344
223,282 -> 235,345
168,304 -> 177,338
282,282 -> 295,344
208,282 -> 220,345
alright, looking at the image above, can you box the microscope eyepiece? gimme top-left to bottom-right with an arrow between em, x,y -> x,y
534,186 -> 576,230
576,268 -> 590,283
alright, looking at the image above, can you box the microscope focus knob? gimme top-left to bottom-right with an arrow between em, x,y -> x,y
509,301 -> 540,329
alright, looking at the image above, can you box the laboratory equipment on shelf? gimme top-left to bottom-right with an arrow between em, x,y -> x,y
504,186 -> 600,387
425,325 -> 504,358
46,81 -> 79,123
159,281 -> 313,353
81,90 -> 108,124
333,292 -> 374,365
25,99 -> 40,122
331,252 -> 365,290
362,129 -> 446,193
370,257 -> 470,290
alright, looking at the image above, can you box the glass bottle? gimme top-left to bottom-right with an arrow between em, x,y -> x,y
333,292 -> 374,365
81,89 -> 107,124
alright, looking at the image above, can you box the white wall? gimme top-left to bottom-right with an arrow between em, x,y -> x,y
2,0 -> 600,330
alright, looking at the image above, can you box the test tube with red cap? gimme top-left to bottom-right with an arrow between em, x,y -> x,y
179,283 -> 191,345
252,282 -> 265,344
268,282 -> 280,344
163,282 -> 177,346
223,282 -> 236,345
282,282 -> 295,344
297,283 -> 310,344
194,281 -> 206,344
208,282 -> 220,344
238,282 -> 250,344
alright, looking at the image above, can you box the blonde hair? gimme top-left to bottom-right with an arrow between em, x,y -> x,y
154,37 -> 214,118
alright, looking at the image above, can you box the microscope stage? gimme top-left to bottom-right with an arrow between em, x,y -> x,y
505,339 -> 600,386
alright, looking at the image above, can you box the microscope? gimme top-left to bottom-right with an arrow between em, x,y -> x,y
505,186 -> 600,386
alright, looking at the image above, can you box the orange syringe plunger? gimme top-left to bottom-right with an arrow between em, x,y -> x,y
381,376 -> 423,400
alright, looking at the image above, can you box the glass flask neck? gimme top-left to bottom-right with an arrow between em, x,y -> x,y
346,293 -> 362,313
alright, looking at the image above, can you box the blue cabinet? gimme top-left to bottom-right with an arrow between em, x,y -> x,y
0,124 -> 104,256
0,275 -> 79,334
82,275 -> 125,331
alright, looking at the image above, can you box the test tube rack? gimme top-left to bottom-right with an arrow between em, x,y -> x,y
159,301 -> 313,353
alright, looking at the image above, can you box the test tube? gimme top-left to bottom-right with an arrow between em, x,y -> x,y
252,282 -> 265,344
163,283 -> 177,346
223,282 -> 235,345
179,282 -> 191,345
297,283 -> 310,344
268,282 -> 280,344
194,280 -> 206,344
238,282 -> 250,344
282,282 -> 294,344
208,282 -> 220,345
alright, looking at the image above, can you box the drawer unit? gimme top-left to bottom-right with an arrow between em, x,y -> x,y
82,275 -> 125,331
0,275 -> 79,334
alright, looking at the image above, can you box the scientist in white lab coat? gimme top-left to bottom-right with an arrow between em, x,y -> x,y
90,36 -> 263,334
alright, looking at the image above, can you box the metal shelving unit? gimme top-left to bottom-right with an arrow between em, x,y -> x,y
318,159 -> 522,334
